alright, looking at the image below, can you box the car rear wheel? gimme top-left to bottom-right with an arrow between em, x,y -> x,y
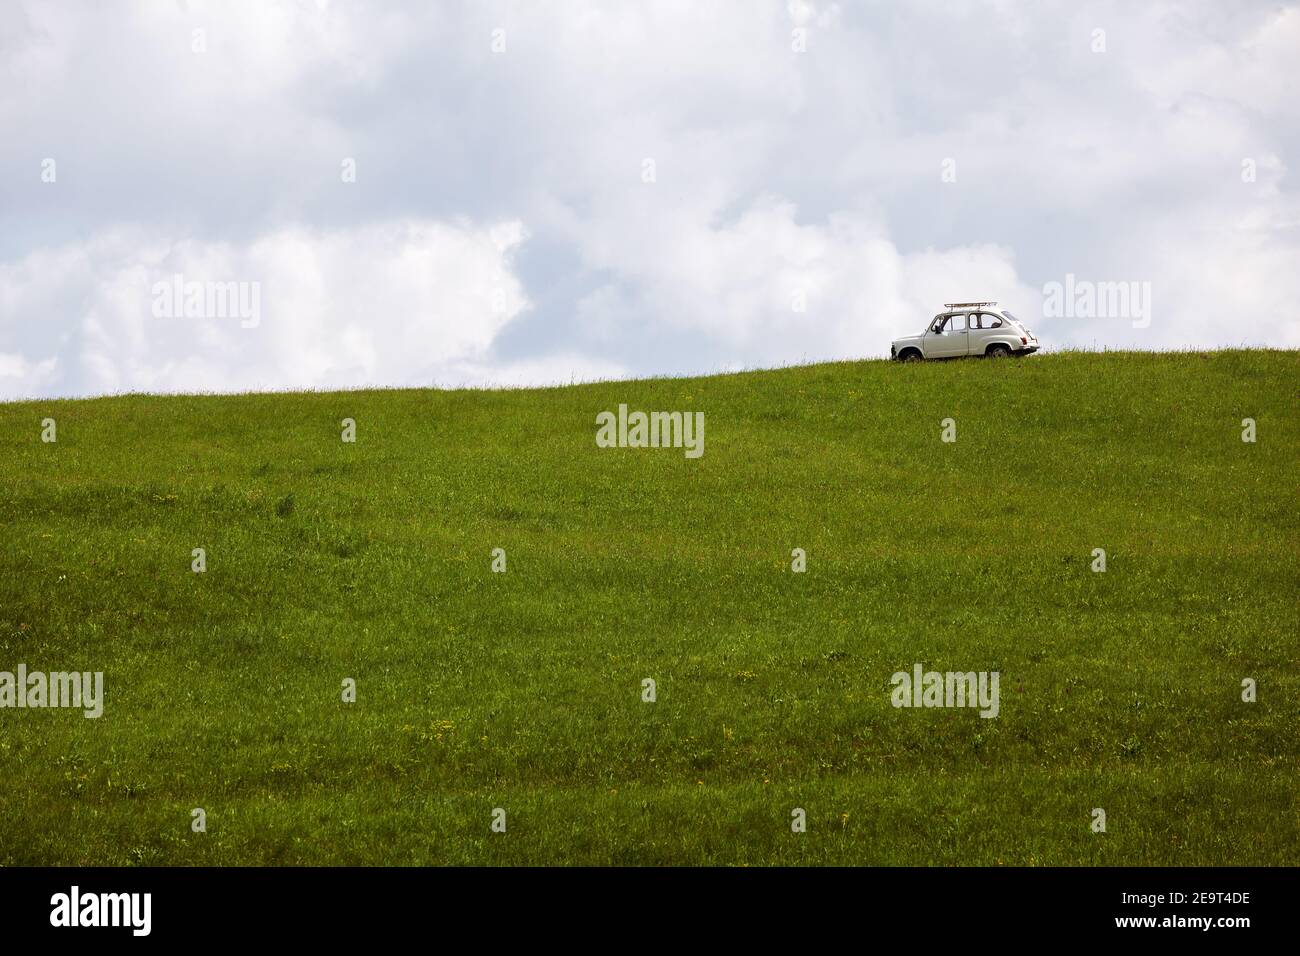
986,344 -> 1011,359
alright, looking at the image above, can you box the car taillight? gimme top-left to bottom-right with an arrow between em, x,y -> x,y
1020,336 -> 1027,345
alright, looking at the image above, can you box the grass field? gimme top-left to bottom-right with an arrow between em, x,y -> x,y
1,350 -> 1296,866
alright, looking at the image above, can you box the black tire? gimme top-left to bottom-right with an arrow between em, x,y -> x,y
899,349 -> 923,363
986,344 -> 1011,359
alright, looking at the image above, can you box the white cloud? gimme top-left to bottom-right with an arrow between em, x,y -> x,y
575,196 -> 1039,365
1,0 -> 1297,398
0,220 -> 531,399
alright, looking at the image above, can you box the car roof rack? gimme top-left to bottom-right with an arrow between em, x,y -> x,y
943,301 -> 998,308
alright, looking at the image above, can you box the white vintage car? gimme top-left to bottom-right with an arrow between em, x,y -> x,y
891,302 -> 1039,361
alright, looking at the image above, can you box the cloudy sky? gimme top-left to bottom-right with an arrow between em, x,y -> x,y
2,1 -> 1297,399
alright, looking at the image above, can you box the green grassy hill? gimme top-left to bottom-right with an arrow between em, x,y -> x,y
1,350 -> 1296,865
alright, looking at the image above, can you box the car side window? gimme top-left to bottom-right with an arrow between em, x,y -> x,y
977,313 -> 1001,329
949,313 -> 967,332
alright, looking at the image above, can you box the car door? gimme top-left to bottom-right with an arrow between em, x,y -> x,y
969,312 -> 1001,354
927,312 -> 969,357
